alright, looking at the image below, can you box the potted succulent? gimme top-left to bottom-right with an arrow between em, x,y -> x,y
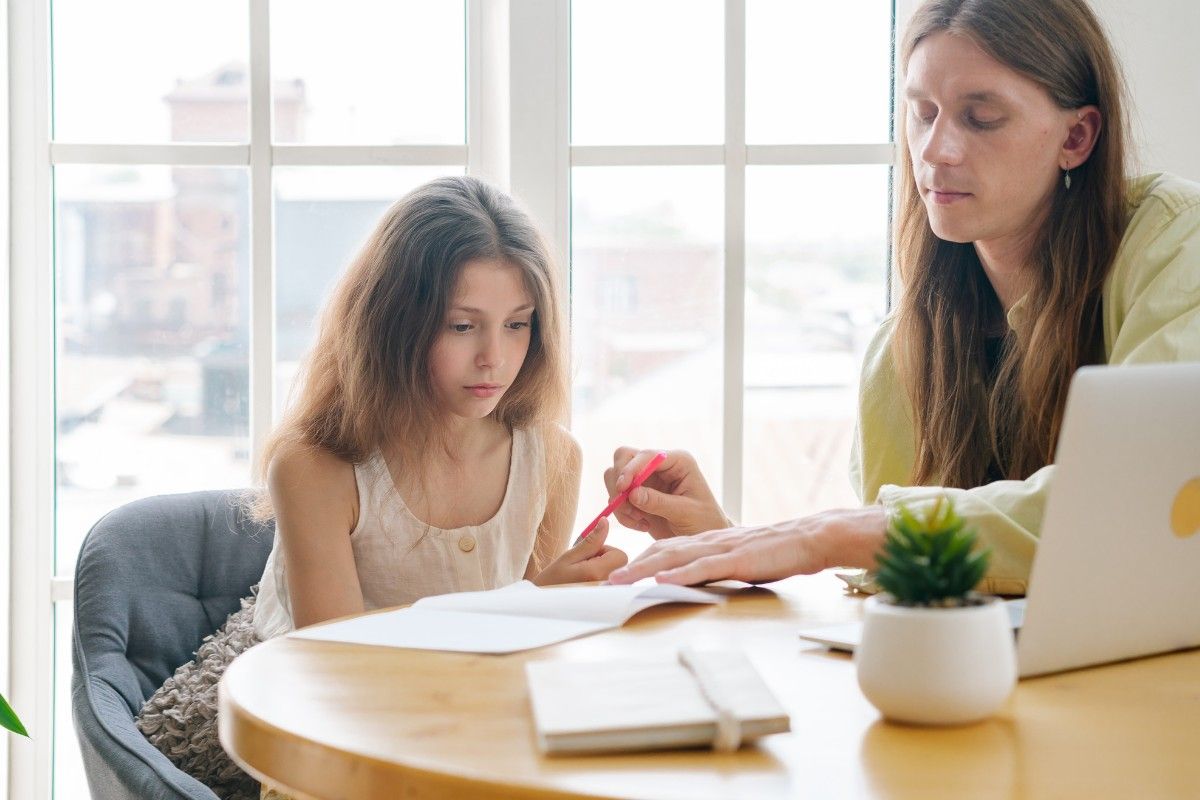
1,692 -> 27,737
855,497 -> 1017,725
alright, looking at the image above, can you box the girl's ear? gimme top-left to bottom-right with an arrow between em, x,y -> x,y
1061,105 -> 1102,170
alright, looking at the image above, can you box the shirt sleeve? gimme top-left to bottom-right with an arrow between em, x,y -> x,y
856,186 -> 1200,596
1104,190 -> 1200,364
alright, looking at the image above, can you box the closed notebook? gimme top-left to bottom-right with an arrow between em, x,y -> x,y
525,648 -> 790,755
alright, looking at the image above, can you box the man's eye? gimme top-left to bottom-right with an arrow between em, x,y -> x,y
911,107 -> 936,124
966,113 -> 1001,129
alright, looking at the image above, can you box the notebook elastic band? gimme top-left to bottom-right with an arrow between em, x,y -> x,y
678,647 -> 743,752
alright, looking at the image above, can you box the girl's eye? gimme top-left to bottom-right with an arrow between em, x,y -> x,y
507,320 -> 531,331
450,322 -> 473,333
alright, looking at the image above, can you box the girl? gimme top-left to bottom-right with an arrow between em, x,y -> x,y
602,0 -> 1200,589
138,175 -> 625,800
253,174 -> 626,638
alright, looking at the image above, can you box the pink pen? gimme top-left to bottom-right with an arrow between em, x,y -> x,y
577,451 -> 667,541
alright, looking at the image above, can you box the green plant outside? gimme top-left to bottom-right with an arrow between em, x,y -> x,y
874,497 -> 991,606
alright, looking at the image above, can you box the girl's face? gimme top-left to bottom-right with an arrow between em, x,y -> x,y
429,258 -> 535,422
904,31 -> 1082,249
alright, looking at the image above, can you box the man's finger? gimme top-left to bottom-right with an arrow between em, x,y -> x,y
610,446 -> 644,490
627,486 -> 696,526
603,465 -> 619,496
608,539 -> 723,584
611,504 -> 649,530
655,553 -> 737,586
615,448 -> 662,491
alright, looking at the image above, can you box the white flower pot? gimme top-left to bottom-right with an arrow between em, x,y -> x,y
855,594 -> 1017,725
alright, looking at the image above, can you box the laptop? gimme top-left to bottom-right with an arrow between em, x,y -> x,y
799,362 -> 1200,678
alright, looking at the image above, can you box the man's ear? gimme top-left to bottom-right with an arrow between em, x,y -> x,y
1061,105 -> 1102,170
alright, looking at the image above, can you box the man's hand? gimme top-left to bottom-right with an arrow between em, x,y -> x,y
603,448 -> 729,540
607,507 -> 888,586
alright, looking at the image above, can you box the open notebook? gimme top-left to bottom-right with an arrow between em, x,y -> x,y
526,648 -> 790,755
289,580 -> 723,654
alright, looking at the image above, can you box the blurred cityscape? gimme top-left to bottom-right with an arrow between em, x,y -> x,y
55,64 -> 409,575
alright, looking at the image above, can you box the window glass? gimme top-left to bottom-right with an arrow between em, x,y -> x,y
272,0 -> 465,144
55,165 -> 251,577
572,0 -> 724,145
742,165 -> 889,524
570,166 -> 724,553
746,0 -> 892,143
52,0 -> 248,142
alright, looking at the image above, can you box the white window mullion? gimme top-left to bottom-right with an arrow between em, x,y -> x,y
0,0 -> 11,789
9,0 -> 54,795
249,0 -> 274,463
723,0 -> 746,521
508,0 -> 568,271
746,143 -> 895,165
272,144 -> 468,167
553,0 -> 570,279
467,0 -> 510,188
570,145 -> 725,167
568,144 -> 894,169
49,143 -> 251,166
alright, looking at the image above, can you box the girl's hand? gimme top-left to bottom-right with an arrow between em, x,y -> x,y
532,518 -> 629,585
603,448 -> 730,540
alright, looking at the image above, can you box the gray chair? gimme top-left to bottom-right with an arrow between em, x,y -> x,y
72,490 -> 274,800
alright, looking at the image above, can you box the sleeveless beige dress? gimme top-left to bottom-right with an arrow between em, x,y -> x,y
253,426 -> 547,640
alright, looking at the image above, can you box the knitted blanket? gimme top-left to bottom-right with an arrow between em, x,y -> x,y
136,593 -> 262,800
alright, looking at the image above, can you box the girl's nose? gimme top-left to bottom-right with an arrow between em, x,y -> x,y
476,333 -> 504,369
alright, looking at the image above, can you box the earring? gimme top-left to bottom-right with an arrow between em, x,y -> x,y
1063,169 -> 1072,190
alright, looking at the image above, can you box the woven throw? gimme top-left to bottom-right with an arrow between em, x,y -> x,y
135,593 -> 262,800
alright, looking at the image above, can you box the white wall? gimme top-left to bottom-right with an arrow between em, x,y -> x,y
1091,0 -> 1200,181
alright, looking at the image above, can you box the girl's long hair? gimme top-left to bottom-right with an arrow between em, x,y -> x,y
252,176 -> 570,567
894,0 -> 1130,487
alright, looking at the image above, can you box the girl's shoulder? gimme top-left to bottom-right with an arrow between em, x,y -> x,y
266,439 -> 359,525
536,421 -> 581,463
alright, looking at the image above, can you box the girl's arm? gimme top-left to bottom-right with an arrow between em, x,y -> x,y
524,424 -> 582,578
526,424 -> 629,584
267,441 -> 365,628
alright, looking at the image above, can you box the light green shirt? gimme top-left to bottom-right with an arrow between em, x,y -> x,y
851,173 -> 1200,595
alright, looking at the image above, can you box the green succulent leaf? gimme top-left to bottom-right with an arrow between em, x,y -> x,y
874,497 -> 991,606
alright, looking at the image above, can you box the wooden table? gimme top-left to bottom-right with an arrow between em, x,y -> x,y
219,572 -> 1200,799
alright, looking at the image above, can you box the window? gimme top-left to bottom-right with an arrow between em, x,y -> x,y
8,2 -> 894,795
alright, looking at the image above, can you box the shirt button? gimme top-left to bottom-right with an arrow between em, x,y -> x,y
458,535 -> 476,553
